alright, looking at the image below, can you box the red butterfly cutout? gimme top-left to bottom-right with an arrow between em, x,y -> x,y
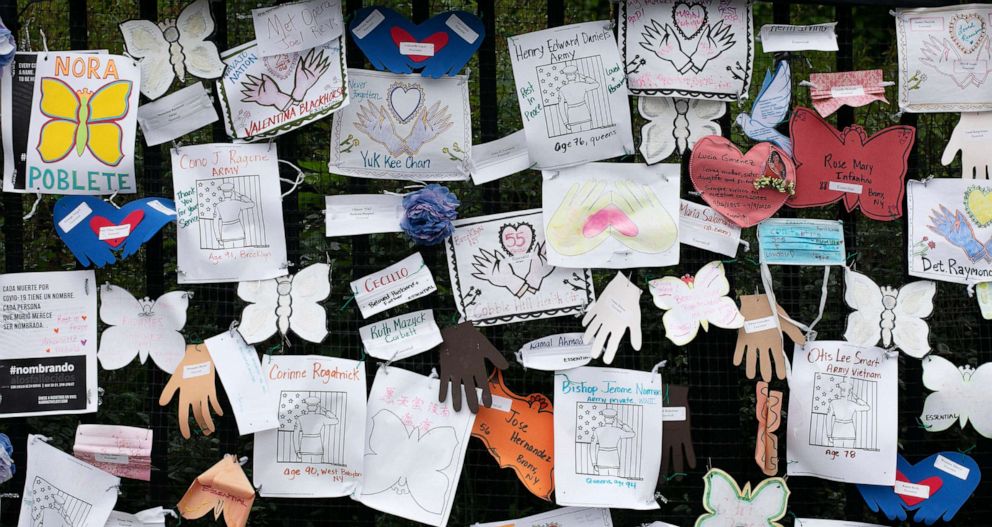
788,107 -> 915,221
390,28 -> 449,63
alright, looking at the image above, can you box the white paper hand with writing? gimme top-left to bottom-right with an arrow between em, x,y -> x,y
237,262 -> 331,344
649,261 -> 744,346
843,268 -> 935,358
921,354 -> 992,438
98,284 -> 189,374
582,272 -> 642,364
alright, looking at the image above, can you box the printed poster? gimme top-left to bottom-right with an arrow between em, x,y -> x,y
24,52 -> 140,194
907,178 -> 992,284
171,143 -> 288,284
620,0 -> 754,100
253,355 -> 366,498
217,38 -> 348,141
786,341 -> 897,486
0,270 -> 97,417
445,209 -> 595,326
329,69 -> 471,180
553,366 -> 662,510
508,21 -> 634,169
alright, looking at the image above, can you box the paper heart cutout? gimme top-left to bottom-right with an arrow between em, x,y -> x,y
949,13 -> 986,54
499,222 -> 535,256
672,0 -> 708,40
89,210 -> 145,248
689,136 -> 796,228
388,83 -> 424,123
897,471 -> 944,507
54,196 -> 177,268
965,186 -> 992,227
349,7 -> 484,78
583,206 -> 639,238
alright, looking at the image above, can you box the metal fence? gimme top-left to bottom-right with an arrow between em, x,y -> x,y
0,0 -> 988,525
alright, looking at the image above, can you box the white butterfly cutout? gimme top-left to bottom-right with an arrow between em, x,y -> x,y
237,263 -> 331,344
638,96 -> 725,164
843,268 -> 935,358
649,261 -> 744,346
360,409 -> 457,514
697,468 -> 790,527
119,0 -> 225,100
921,355 -> 992,438
98,284 -> 189,374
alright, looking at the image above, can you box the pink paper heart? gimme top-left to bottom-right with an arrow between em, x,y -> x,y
583,205 -> 639,238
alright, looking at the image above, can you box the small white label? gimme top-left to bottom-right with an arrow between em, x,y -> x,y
98,224 -> 132,240
662,406 -> 686,422
934,455 -> 970,480
829,181 -> 864,194
446,14 -> 479,43
965,129 -> 991,142
744,315 -> 778,334
909,17 -> 942,31
399,42 -> 435,56
147,200 -> 176,216
183,362 -> 212,379
894,480 -> 930,499
488,395 -> 513,413
352,9 -> 384,39
94,453 -> 130,465
58,202 -> 93,233
830,85 -> 865,98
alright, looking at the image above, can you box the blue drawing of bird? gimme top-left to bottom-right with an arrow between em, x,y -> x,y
735,59 -> 793,157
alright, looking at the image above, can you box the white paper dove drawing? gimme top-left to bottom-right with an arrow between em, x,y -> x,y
237,262 -> 331,344
638,97 -> 725,163
843,268 -> 935,358
735,59 -> 792,157
119,0 -> 225,100
921,355 -> 992,438
98,285 -> 189,374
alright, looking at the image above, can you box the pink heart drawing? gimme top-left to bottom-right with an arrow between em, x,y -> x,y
499,222 -> 536,256
672,0 -> 708,40
583,206 -> 639,238
81,339 -> 87,346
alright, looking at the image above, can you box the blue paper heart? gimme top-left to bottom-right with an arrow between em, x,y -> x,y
54,196 -> 177,268
348,7 -> 484,78
857,452 -> 981,525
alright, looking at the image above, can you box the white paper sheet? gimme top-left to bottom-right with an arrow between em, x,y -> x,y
253,355 -> 366,498
760,23 -> 839,52
359,309 -> 442,361
325,194 -> 403,236
0,270 -> 97,417
543,163 -> 680,269
171,143 -> 288,284
786,341 -> 898,485
354,366 -> 475,526
474,507 -> 614,527
679,200 -> 741,257
553,366 -> 662,510
508,21 -> 634,169
907,178 -> 992,284
205,331 -> 278,435
104,507 -> 171,527
137,83 -> 218,146
252,0 -> 344,57
469,130 -> 533,185
351,253 -> 436,318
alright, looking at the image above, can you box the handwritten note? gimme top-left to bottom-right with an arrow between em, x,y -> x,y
359,309 -> 442,361
205,331 -> 278,435
760,23 -> 839,52
758,218 -> 846,266
137,83 -> 218,146
350,253 -> 437,318
252,0 -> 344,56
325,194 -> 404,236
679,200 -> 742,257
73,425 -> 152,481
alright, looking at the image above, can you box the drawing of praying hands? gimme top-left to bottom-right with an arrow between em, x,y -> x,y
240,73 -> 294,111
612,180 -> 678,253
354,102 -> 407,157
290,48 -> 331,102
688,20 -> 736,73
405,102 -> 454,155
470,248 -> 530,297
638,20 -> 693,73
928,205 -> 987,262
547,181 -> 613,256
521,241 -> 555,293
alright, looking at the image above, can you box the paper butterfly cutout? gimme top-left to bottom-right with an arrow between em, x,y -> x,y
695,468 -> 790,527
54,196 -> 177,268
649,261 -> 744,345
178,455 -> 255,527
807,69 -> 890,117
362,408 -> 458,514
98,284 -> 189,374
237,262 -> 330,344
736,60 -> 793,158
36,77 -> 132,165
638,96 -> 725,163
755,381 -> 782,477
843,268 -> 935,358
348,7 -> 484,78
921,355 -> 992,438
857,452 -> 981,525
789,107 -> 915,221
119,0 -> 225,100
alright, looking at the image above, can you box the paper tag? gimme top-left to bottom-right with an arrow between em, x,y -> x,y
894,480 -> 930,499
352,9 -> 384,39
828,181 -> 864,194
94,453 -> 130,465
351,253 -> 437,318
488,395 -> 513,413
910,17 -> 943,31
136,83 -> 219,146
58,202 -> 93,232
662,406 -> 686,421
977,282 -> 992,320
744,315 -> 779,334
759,23 -> 839,52
830,85 -> 866,98
469,130 -> 533,185
359,309 -> 443,361
446,14 -> 479,43
99,224 -> 132,240
325,194 -> 404,236
679,200 -> 742,258
934,454 -> 970,480
182,362 -> 211,379
517,333 -> 593,371
399,42 -> 435,57
147,199 -> 176,216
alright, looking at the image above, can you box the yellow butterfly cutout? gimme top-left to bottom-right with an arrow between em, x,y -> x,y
36,77 -> 132,166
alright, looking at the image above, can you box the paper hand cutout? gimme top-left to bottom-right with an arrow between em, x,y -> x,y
159,344 -> 224,439
582,272 -> 643,364
54,196 -> 177,268
0,433 -> 14,484
99,284 -> 189,374
650,261 -> 744,346
921,355 -> 992,438
638,97 -> 725,163
843,268 -> 935,358
178,455 -> 255,527
119,0 -> 225,100
857,452 -> 981,525
755,381 -> 782,477
734,295 -> 805,382
735,60 -> 793,158
239,48 -> 331,111
942,112 -> 992,180
661,384 -> 697,476
695,468 -> 790,527
436,322 -> 509,413
348,7 -> 484,78
237,263 -> 331,344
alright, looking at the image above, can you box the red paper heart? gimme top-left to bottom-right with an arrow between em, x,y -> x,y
689,136 -> 796,228
390,27 -> 449,63
89,211 -> 145,248
896,470 -> 944,507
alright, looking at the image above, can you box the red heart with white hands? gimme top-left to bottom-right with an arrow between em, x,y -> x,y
89,211 -> 145,248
